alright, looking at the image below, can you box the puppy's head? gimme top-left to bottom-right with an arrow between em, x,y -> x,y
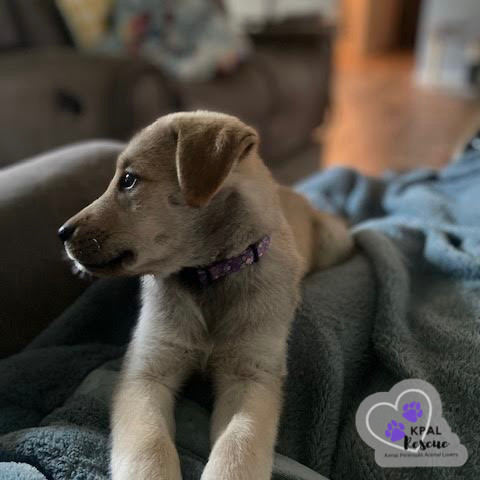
59,111 -> 261,277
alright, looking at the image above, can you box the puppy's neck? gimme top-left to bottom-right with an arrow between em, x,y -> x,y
191,177 -> 281,265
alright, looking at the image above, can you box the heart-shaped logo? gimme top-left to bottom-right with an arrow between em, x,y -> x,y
356,379 -> 468,468
365,388 -> 432,452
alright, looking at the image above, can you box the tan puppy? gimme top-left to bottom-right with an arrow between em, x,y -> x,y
59,111 -> 353,480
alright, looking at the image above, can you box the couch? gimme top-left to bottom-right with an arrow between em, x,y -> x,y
0,1 -> 333,181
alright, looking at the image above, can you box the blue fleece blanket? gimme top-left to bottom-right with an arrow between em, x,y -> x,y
1,152 -> 480,479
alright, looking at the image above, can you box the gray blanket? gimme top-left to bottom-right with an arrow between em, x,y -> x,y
1,151 -> 480,479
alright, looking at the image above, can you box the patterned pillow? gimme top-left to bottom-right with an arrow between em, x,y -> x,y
56,0 -> 114,49
96,0 -> 250,81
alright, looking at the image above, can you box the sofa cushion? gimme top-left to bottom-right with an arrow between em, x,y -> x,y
0,0 -> 71,47
178,57 -> 271,137
0,48 -> 177,168
180,44 -> 330,165
256,45 -> 330,162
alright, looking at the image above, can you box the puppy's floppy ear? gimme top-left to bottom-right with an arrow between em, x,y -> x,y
172,115 -> 258,208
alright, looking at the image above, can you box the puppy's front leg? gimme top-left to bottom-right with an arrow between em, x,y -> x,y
111,332 -> 196,480
111,375 -> 183,480
201,369 -> 283,480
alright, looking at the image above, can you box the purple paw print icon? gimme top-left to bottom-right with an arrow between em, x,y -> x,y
403,402 -> 423,423
385,420 -> 405,442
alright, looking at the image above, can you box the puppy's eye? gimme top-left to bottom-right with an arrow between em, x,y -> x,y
119,172 -> 138,191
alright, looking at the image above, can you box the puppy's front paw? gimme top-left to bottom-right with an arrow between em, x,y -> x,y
200,436 -> 272,480
111,439 -> 182,480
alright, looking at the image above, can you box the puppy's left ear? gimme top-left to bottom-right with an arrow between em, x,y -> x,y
172,115 -> 258,207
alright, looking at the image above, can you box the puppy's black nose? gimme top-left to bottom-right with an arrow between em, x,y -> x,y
58,224 -> 76,242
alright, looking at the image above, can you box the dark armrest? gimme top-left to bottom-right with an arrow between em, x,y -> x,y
0,140 -> 123,357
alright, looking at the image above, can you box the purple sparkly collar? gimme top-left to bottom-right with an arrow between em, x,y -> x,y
180,235 -> 271,286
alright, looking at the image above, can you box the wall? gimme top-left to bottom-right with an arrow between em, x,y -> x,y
415,0 -> 480,92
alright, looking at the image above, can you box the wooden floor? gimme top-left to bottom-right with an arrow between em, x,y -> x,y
318,50 -> 480,176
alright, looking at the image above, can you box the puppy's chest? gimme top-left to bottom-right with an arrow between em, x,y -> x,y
163,287 -> 245,374
195,284 -> 242,336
